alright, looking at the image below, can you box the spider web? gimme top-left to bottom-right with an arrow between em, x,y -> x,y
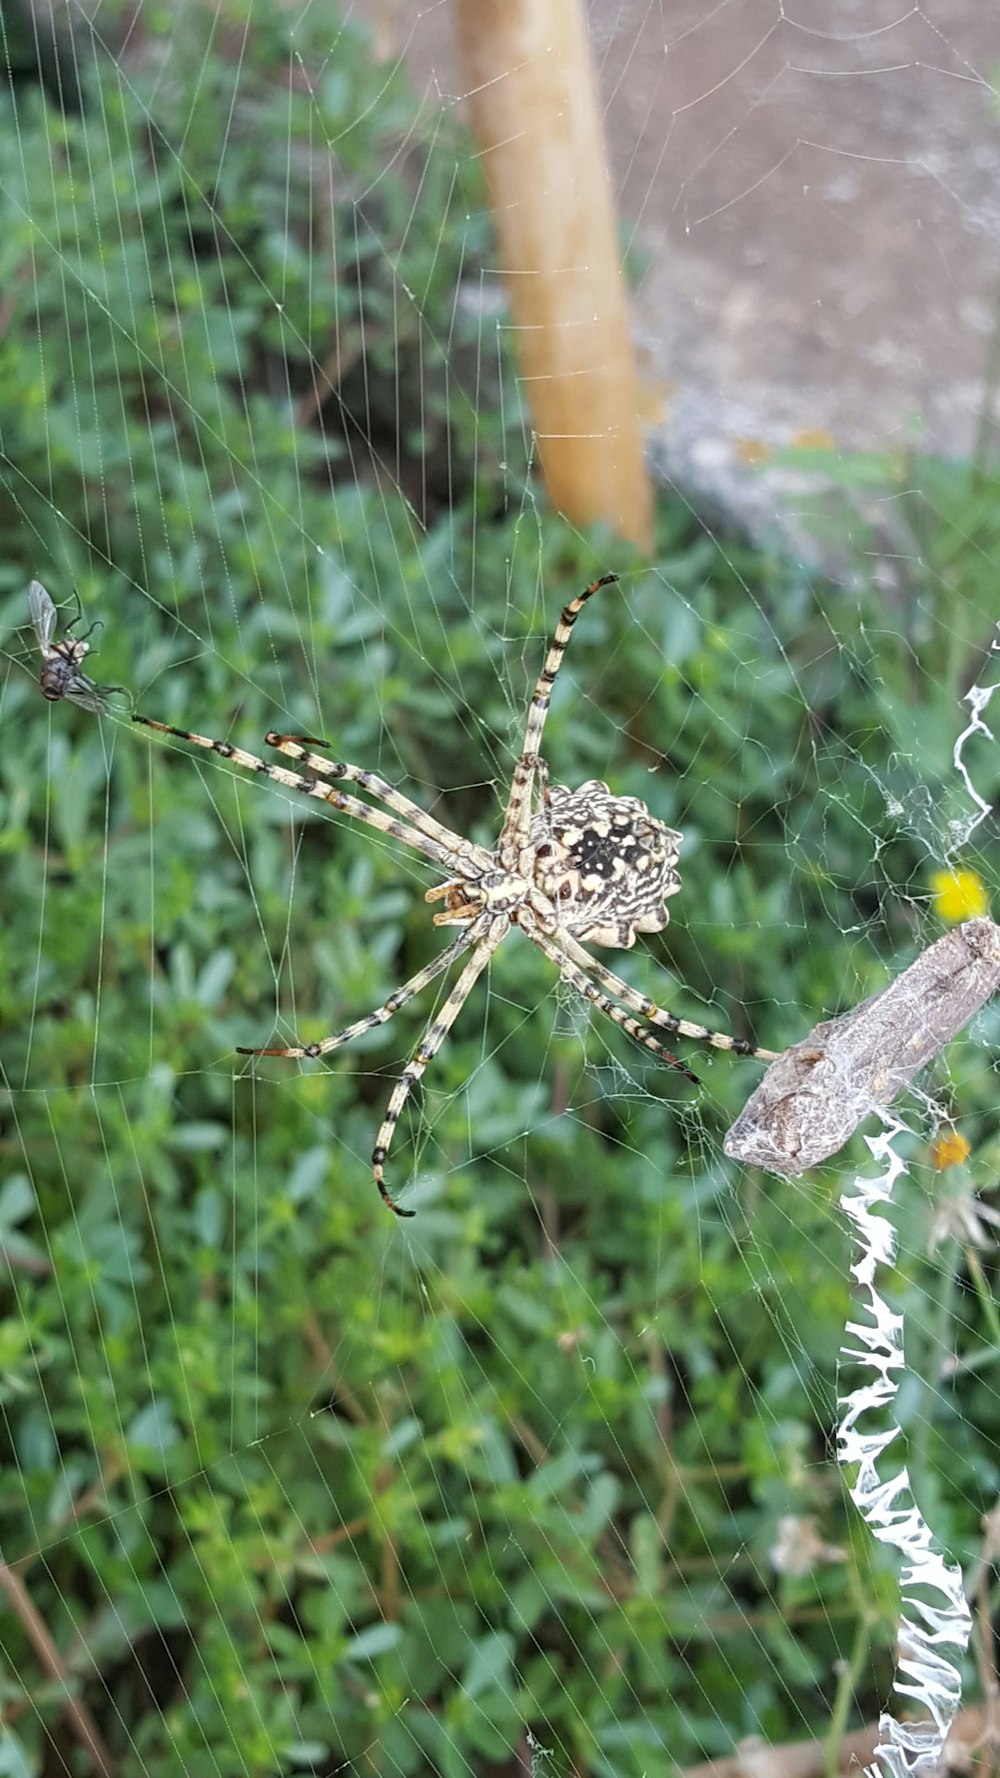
0,3 -> 999,1774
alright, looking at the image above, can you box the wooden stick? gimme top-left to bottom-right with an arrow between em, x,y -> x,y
0,1563 -> 114,1778
453,0 -> 654,551
725,918 -> 1000,1175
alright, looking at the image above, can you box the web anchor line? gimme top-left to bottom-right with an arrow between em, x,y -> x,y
838,1124 -> 972,1778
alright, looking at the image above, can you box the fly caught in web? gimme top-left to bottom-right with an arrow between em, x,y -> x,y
132,575 -> 781,1216
28,580 -> 128,714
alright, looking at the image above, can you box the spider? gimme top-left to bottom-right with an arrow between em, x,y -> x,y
28,581 -> 128,712
134,574 -> 779,1215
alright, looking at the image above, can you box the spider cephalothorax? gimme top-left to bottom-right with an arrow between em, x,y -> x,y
423,780 -> 681,948
134,573 -> 778,1215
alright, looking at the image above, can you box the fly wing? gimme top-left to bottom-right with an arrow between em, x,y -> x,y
28,581 -> 57,652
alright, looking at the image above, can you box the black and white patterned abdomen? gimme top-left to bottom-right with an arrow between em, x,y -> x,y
530,780 -> 682,948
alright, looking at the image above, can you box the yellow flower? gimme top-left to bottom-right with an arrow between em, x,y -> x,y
929,868 -> 989,922
929,1130 -> 971,1171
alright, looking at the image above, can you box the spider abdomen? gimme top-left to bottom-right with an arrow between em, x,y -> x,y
530,780 -> 682,949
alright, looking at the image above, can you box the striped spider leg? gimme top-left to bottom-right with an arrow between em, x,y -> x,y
238,922 -> 482,1060
498,572 -> 617,867
238,913 -> 501,1219
132,719 -> 492,879
132,718 -> 499,1212
535,927 -> 780,1064
134,576 -> 780,1215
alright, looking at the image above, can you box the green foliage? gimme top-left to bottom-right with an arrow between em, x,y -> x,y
0,4 -> 998,1775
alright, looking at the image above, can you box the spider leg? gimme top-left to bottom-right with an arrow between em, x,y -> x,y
528,928 -> 699,1081
372,929 -> 501,1216
499,573 -> 617,860
264,734 -> 493,875
236,925 -> 477,1059
549,926 -> 781,1061
133,715 -> 471,876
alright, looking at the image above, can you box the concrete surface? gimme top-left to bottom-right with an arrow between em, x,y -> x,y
354,0 -> 1000,547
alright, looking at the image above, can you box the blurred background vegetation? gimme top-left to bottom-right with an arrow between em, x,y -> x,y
0,3 -> 998,1775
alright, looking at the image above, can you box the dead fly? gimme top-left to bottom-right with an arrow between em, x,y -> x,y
28,581 -> 126,713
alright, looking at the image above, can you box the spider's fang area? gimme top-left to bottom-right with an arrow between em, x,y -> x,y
425,880 -> 483,923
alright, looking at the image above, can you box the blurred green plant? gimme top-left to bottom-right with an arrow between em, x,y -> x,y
0,4 -> 998,1776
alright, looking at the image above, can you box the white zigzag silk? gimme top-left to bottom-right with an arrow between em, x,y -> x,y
837,1126 -> 972,1777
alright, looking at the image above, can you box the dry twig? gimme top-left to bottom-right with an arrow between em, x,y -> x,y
0,1563 -> 113,1778
725,918 -> 1000,1175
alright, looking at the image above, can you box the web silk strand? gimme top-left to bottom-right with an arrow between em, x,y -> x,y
837,1126 -> 972,1777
